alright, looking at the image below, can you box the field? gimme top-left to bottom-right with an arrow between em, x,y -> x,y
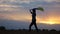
0,29 -> 60,34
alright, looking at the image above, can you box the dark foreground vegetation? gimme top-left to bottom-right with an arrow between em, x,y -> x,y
0,26 -> 60,34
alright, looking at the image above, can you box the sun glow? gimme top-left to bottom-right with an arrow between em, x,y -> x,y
37,17 -> 60,25
44,18 -> 56,24
41,21 -> 55,25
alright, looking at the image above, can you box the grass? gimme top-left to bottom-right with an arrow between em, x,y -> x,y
0,29 -> 60,34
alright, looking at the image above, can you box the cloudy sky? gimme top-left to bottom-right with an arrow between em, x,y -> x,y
0,0 -> 60,30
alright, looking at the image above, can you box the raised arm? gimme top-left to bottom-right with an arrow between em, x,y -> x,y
30,9 -> 32,14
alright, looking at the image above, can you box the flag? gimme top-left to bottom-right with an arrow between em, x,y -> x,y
37,7 -> 44,11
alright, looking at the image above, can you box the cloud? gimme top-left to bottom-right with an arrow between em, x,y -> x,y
0,0 -> 60,8
42,0 -> 60,2
0,0 -> 60,4
0,4 -> 22,7
0,0 -> 32,4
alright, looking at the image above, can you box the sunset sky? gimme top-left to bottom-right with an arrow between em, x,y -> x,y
0,0 -> 60,30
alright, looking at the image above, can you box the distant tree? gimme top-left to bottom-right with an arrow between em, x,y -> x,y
42,29 -> 48,31
38,29 -> 41,31
22,28 -> 26,31
42,29 -> 46,31
50,29 -> 56,31
0,26 -> 6,30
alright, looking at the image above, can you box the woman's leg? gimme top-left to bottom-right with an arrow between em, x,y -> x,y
29,22 -> 34,31
34,23 -> 38,31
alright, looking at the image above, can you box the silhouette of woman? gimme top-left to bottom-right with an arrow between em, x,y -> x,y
29,8 -> 38,31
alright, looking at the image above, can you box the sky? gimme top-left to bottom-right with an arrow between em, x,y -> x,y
0,0 -> 60,30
